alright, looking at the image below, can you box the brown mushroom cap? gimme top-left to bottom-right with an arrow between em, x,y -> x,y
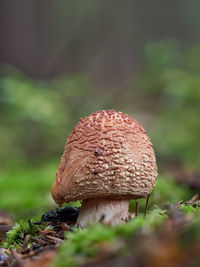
51,110 -> 158,205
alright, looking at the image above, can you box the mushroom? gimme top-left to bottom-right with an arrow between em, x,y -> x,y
51,110 -> 158,227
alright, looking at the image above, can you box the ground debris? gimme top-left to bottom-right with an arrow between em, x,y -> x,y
176,194 -> 200,208
1,202 -> 200,267
0,207 -> 76,266
34,206 -> 80,225
0,248 -> 11,266
0,225 -> 66,266
9,248 -> 57,267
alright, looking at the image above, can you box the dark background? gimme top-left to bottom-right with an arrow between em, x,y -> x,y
1,1 -> 200,81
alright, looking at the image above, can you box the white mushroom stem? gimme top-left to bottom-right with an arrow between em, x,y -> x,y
76,198 -> 129,227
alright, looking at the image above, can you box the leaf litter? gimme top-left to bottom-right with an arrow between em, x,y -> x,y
0,198 -> 200,267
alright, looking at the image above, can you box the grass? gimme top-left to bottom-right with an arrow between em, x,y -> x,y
0,159 -> 58,219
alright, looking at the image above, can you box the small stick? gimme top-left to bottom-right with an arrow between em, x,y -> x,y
23,234 -> 30,248
135,201 -> 138,217
46,235 -> 64,244
144,193 -> 151,217
190,194 -> 199,202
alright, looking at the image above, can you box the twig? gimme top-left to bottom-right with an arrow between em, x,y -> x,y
189,194 -> 199,202
135,201 -> 138,217
45,235 -> 64,244
144,193 -> 151,217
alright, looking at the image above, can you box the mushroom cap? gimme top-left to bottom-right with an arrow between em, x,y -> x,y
52,110 -> 158,205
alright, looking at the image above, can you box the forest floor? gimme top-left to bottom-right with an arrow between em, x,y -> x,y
1,165 -> 200,267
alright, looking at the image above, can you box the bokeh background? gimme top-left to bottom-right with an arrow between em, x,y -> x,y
0,1 -> 200,219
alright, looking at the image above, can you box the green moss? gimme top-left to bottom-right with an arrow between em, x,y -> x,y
52,208 -> 167,267
179,204 -> 199,214
3,219 -> 39,250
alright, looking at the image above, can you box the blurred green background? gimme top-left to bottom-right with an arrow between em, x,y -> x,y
0,1 -> 200,219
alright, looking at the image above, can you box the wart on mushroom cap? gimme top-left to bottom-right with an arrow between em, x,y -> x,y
51,110 -> 158,227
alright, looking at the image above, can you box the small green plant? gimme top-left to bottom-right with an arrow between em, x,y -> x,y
3,219 -> 39,250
